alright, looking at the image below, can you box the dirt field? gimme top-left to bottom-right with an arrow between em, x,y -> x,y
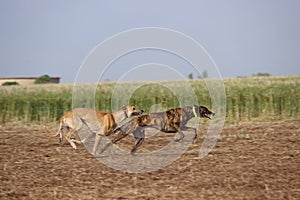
1,120 -> 299,199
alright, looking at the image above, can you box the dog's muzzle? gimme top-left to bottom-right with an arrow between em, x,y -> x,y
133,110 -> 144,116
205,112 -> 215,119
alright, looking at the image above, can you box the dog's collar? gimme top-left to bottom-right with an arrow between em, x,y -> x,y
192,106 -> 198,117
123,109 -> 128,119
118,109 -> 129,124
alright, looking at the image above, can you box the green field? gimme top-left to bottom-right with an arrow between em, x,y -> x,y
0,76 -> 299,124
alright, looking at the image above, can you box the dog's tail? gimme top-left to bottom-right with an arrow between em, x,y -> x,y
43,118 -> 64,137
44,126 -> 60,137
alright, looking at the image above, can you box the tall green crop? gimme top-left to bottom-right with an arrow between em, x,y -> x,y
0,76 -> 299,124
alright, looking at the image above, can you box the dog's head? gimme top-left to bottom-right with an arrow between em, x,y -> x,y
194,105 -> 215,119
123,106 -> 144,117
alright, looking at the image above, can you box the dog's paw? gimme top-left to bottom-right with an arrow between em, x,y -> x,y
70,142 -> 77,150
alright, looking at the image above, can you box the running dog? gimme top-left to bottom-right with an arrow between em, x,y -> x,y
109,105 -> 215,154
44,106 -> 143,155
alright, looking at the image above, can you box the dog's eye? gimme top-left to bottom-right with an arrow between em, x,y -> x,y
133,107 -> 136,110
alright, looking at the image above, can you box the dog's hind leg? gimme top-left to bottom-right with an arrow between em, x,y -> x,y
65,129 -> 79,149
131,127 -> 145,154
96,128 -> 127,155
57,121 -> 64,144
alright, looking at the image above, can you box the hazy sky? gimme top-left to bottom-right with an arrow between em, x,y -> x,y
1,0 -> 300,83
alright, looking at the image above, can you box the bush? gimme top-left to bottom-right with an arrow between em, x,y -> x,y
34,75 -> 51,84
253,72 -> 271,77
1,81 -> 19,86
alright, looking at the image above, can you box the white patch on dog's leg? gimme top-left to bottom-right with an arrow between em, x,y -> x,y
71,139 -> 82,144
69,140 -> 77,149
59,132 -> 63,143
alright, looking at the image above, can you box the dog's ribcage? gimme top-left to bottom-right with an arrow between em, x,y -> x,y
139,107 -> 194,132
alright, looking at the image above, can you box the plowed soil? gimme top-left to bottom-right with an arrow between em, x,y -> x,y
1,120 -> 299,199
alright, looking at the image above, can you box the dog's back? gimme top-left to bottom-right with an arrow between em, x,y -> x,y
70,108 -> 116,134
120,108 -> 184,133
131,107 -> 194,132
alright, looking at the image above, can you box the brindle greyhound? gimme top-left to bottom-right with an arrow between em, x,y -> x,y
107,105 -> 214,154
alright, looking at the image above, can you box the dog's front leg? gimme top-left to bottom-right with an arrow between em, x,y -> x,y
80,131 -> 94,143
131,138 -> 144,154
97,130 -> 129,154
174,130 -> 185,142
191,127 -> 197,142
180,126 -> 198,142
92,133 -> 102,155
111,131 -> 129,144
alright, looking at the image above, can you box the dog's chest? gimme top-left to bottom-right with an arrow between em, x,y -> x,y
167,110 -> 191,127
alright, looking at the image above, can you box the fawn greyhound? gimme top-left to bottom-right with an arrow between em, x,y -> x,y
45,106 -> 143,155
106,105 -> 215,154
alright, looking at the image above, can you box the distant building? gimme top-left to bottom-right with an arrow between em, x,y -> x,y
0,76 -> 60,86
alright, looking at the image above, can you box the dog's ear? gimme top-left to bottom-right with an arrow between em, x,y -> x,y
199,105 -> 206,109
122,105 -> 127,111
198,106 -> 206,114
